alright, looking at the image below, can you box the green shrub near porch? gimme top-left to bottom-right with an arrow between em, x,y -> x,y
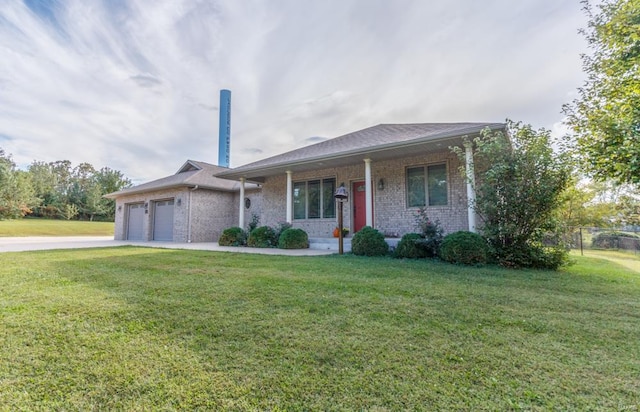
351,226 -> 389,256
278,228 -> 309,249
394,233 -> 429,259
218,227 -> 246,246
439,231 -> 489,265
247,226 -> 278,248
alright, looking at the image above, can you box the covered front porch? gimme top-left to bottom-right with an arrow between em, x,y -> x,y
230,145 -> 478,238
217,123 -> 507,238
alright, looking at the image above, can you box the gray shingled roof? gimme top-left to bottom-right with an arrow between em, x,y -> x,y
105,160 -> 254,199
218,122 -> 505,181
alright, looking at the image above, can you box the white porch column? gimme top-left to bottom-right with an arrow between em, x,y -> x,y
464,143 -> 477,233
239,177 -> 246,229
286,170 -> 293,223
364,158 -> 373,227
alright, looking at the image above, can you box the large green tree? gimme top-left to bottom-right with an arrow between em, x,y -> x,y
555,179 -> 640,228
0,149 -> 39,219
564,0 -> 640,185
93,167 -> 132,220
68,164 -> 132,221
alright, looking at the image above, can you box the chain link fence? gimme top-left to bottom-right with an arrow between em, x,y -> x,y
569,227 -> 640,255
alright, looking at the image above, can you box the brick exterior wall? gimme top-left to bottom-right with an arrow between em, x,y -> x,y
188,190 -> 236,242
235,188 -> 263,231
259,149 -> 471,237
113,187 -> 262,242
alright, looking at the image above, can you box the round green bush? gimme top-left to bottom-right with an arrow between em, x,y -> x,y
218,227 -> 246,246
247,225 -> 277,248
274,222 -> 293,241
592,231 -> 640,249
278,228 -> 309,249
394,233 -> 428,259
351,226 -> 389,257
439,231 -> 489,265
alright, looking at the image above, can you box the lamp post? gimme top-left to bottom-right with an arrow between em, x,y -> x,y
334,184 -> 348,255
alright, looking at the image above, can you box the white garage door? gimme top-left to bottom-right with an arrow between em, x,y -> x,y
126,203 -> 145,241
153,199 -> 174,241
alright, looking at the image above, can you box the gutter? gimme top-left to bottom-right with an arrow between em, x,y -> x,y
187,185 -> 199,243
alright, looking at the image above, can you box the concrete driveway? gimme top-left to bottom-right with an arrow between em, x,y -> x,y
0,236 -> 334,256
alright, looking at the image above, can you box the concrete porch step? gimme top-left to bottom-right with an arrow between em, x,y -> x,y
308,237 -> 400,252
308,237 -> 352,252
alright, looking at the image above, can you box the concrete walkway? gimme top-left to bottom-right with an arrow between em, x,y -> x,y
0,236 -> 334,256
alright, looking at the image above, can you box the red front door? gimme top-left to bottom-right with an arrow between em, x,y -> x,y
352,181 -> 368,233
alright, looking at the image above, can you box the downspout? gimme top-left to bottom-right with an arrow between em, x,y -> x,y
187,185 -> 199,242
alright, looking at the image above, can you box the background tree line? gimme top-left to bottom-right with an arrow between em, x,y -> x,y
0,148 -> 131,221
560,0 -> 640,229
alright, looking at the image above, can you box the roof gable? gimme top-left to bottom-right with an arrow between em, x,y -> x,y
105,160 -> 257,199
177,160 -> 203,173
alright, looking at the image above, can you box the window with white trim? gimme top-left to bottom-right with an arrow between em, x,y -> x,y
406,164 -> 448,207
293,178 -> 336,219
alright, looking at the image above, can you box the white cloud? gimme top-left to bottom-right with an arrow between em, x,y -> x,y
0,0 -> 588,182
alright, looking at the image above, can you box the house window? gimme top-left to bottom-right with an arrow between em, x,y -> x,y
406,164 -> 448,207
293,178 -> 336,219
293,182 -> 306,219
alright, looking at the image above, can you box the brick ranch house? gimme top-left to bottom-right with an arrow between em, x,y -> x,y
106,122 -> 506,242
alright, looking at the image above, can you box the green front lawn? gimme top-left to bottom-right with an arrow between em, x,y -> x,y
0,248 -> 638,410
0,218 -> 114,237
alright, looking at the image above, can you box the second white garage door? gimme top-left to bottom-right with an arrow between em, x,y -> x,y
153,199 -> 174,241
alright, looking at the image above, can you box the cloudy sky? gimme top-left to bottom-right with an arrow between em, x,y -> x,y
1,0 -> 588,183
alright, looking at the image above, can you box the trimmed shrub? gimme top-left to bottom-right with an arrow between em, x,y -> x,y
394,233 -> 428,259
218,227 -> 247,246
278,228 -> 309,249
274,221 -> 293,241
351,226 -> 389,257
439,231 -> 489,265
247,225 -> 278,248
